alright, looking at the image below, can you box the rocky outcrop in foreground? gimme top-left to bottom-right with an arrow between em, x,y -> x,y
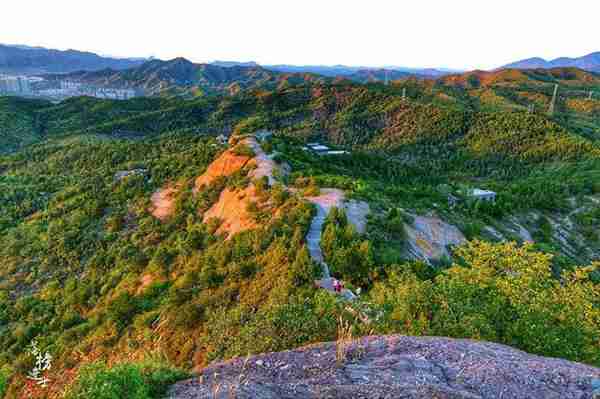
169,335 -> 600,399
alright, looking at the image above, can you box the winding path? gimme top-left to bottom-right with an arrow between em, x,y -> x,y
305,189 -> 345,280
305,189 -> 370,300
305,201 -> 331,278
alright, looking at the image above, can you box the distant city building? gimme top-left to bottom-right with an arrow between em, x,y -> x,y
60,80 -> 81,90
0,76 -> 33,94
0,75 -> 139,101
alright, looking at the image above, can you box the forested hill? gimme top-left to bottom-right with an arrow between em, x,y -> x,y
438,67 -> 600,89
45,57 -> 328,97
4,66 -> 600,156
0,72 -> 599,397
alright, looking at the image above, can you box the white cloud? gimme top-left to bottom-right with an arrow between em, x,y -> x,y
1,0 -> 598,70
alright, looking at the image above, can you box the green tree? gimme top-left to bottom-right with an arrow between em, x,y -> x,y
289,245 -> 320,286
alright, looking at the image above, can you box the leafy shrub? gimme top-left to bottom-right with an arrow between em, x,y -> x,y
203,293 -> 343,363
64,361 -> 187,399
231,143 -> 255,157
371,241 -> 600,365
260,140 -> 274,154
322,208 -> 375,286
289,246 -> 321,285
271,183 -> 289,206
106,293 -> 140,331
0,367 -> 10,398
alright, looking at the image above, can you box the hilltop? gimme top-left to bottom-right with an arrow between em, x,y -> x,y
503,51 -> 600,73
439,67 -> 600,89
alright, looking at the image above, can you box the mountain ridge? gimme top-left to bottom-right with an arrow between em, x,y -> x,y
0,43 -> 147,74
503,51 -> 600,72
43,57 -> 329,96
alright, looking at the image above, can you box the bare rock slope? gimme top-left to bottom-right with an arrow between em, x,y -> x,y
169,335 -> 600,399
404,214 -> 466,262
197,136 -> 282,239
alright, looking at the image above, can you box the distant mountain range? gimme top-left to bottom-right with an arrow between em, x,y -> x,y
7,43 -> 600,100
258,64 -> 453,78
0,44 -> 147,74
50,57 -> 459,97
0,43 -> 457,84
502,52 -> 600,73
47,57 -> 328,96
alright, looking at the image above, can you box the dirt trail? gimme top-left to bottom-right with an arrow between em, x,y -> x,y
305,189 -> 345,279
246,138 -> 278,185
305,189 -> 369,300
200,137 -> 281,239
152,134 -> 370,299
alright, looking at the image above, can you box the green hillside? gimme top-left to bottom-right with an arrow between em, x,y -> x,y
1,71 -> 600,397
0,97 -> 51,153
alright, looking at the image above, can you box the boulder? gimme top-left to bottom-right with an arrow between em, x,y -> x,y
169,335 -> 600,399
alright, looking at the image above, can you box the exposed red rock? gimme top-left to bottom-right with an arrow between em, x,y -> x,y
202,185 -> 260,239
196,136 -> 284,239
194,151 -> 252,190
150,185 -> 180,220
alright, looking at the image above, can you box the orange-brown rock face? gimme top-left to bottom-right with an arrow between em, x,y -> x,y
195,136 -> 282,239
153,136 -> 281,239
194,151 -> 252,190
150,186 -> 180,220
202,185 -> 259,239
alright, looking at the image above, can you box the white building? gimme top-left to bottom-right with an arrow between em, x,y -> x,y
305,142 -> 349,156
470,188 -> 496,202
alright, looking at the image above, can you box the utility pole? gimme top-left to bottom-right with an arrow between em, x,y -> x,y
402,87 -> 407,101
589,91 -> 594,100
548,84 -> 558,116
528,104 -> 535,114
384,70 -> 389,86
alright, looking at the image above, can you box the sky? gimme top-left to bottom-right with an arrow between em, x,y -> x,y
2,0 -> 599,70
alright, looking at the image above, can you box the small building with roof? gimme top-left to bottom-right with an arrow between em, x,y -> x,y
470,188 -> 496,202
305,142 -> 349,156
